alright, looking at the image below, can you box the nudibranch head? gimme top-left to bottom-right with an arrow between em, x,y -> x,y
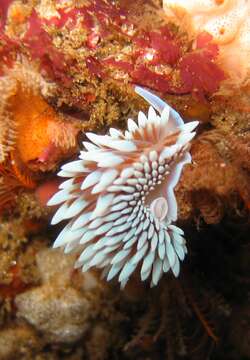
48,87 -> 198,288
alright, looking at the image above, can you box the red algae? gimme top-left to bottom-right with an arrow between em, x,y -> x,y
97,26 -> 224,99
134,26 -> 181,66
86,56 -> 106,79
23,10 -> 70,84
131,65 -> 172,93
179,32 -> 226,99
0,0 -> 12,30
1,1 -> 226,99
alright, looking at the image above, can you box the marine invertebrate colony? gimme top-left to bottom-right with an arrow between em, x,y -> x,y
0,61 -> 79,170
48,87 -> 198,288
0,60 -> 80,213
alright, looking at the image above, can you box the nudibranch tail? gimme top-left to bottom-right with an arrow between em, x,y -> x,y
48,87 -> 198,288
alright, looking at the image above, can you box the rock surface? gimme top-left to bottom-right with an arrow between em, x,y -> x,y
15,248 -> 94,344
16,285 -> 91,344
0,325 -> 40,360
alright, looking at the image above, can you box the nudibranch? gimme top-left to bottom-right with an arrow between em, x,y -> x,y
48,87 -> 198,288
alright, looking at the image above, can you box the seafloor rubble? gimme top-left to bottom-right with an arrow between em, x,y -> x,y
0,0 -> 249,359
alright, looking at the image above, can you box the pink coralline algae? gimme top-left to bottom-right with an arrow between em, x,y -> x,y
132,26 -> 181,66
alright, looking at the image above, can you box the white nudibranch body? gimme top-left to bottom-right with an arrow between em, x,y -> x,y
48,87 -> 198,288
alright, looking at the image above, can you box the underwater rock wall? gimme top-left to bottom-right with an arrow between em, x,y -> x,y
0,1 -> 249,359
